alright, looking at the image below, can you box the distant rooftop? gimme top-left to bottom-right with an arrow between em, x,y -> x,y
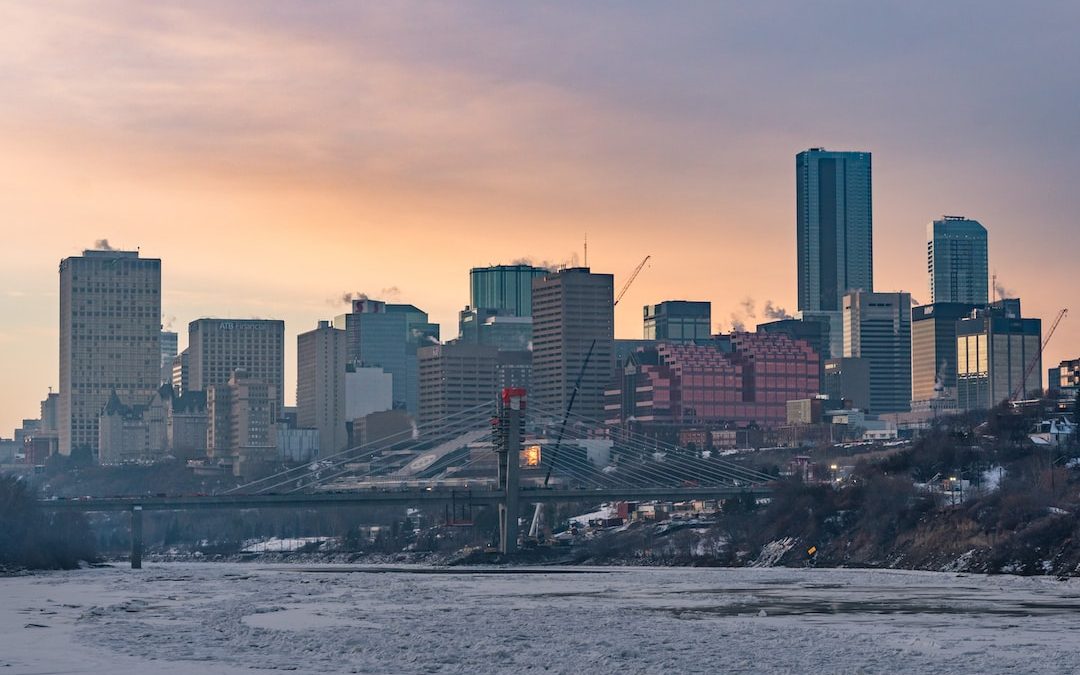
82,249 -> 139,259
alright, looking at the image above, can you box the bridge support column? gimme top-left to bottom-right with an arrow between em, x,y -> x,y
498,389 -> 524,554
130,505 -> 143,569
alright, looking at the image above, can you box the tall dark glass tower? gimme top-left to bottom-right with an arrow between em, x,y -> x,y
796,148 -> 873,312
928,216 -> 988,305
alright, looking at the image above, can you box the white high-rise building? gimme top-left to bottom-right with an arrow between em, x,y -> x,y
59,249 -> 161,456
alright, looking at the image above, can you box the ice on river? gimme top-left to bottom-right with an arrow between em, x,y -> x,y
2,563 -> 1080,674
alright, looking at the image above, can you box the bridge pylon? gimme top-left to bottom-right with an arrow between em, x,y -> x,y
495,388 -> 525,554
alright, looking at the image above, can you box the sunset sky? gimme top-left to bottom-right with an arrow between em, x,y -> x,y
2,2 -> 1078,434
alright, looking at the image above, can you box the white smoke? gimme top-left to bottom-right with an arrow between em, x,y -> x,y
763,301 -> 793,320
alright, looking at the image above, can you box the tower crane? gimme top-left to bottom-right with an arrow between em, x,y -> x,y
1012,308 -> 1068,401
615,255 -> 650,307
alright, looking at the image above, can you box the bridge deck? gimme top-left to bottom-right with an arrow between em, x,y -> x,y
39,486 -> 771,512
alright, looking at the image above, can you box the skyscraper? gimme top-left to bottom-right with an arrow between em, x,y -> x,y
796,149 -> 873,313
843,290 -> 911,414
927,216 -> 989,304
532,268 -> 614,424
59,249 -> 161,456
187,318 -> 285,410
297,320 -> 348,454
469,264 -> 550,317
333,299 -> 439,415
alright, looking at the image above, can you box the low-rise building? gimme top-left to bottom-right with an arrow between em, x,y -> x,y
277,426 -> 320,463
606,332 -> 819,438
168,390 -> 207,460
823,357 -> 870,411
97,387 -> 171,464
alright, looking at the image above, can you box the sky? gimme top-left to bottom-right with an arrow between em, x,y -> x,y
2,1 -> 1078,434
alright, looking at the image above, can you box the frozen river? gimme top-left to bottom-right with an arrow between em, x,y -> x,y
3,563 -> 1080,674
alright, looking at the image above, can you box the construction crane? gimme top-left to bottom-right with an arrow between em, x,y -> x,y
615,255 -> 650,307
527,255 -> 651,541
1012,308 -> 1068,401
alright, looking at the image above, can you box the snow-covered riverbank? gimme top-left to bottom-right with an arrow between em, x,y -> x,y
3,563 -> 1080,673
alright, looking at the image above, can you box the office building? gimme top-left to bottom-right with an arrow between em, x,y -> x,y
727,332 -> 821,425
22,396 -> 59,462
928,216 -> 988,304
277,426 -> 320,463
470,264 -> 550,317
160,330 -> 178,386
0,438 -> 16,464
1053,358 -> 1080,390
458,307 -> 532,351
166,390 -> 207,461
345,366 -> 394,423
40,393 -> 59,434
532,268 -> 614,424
59,248 -> 162,456
822,357 -> 871,411
843,291 -> 912,414
97,391 -> 153,464
956,299 -> 1042,409
1048,358 -> 1080,412
188,318 -> 285,409
615,339 -> 657,372
757,317 -> 827,380
334,299 -> 439,415
643,301 -> 711,342
910,302 -> 979,405
796,148 -> 873,313
795,310 -> 842,360
350,410 -> 414,452
97,385 -> 177,464
495,349 -> 532,392
206,370 -> 279,477
171,349 -> 190,395
297,321 -> 349,455
418,343 -> 499,429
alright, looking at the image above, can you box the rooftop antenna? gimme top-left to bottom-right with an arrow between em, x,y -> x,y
584,232 -> 588,268
992,271 -> 997,303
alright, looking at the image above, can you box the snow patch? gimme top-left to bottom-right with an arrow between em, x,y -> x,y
752,537 -> 796,567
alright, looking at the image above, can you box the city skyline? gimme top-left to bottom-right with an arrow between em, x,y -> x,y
2,3 -> 1079,435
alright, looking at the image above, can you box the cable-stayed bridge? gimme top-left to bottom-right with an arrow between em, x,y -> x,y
42,391 -> 773,566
